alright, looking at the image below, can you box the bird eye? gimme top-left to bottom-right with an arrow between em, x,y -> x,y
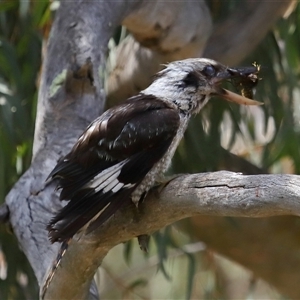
202,65 -> 216,77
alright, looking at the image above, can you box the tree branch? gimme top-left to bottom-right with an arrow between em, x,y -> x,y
44,171 -> 300,299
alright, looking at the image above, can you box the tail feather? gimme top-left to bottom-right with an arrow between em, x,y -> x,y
86,187 -> 134,234
47,191 -> 111,242
47,186 -> 134,243
41,239 -> 71,299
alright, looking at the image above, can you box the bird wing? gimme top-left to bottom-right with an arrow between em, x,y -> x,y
47,95 -> 180,242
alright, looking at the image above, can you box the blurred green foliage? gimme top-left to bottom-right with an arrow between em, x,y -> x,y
0,0 -> 300,299
0,0 -> 50,298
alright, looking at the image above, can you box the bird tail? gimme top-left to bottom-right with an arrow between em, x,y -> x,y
41,239 -> 71,299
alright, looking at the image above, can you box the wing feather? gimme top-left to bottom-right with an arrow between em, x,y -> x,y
47,95 -> 180,242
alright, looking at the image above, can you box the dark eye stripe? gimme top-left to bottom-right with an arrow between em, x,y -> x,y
182,71 -> 199,88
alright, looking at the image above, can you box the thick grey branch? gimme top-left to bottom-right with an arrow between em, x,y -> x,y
44,171 -> 300,299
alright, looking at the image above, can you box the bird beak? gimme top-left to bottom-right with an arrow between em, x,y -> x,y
219,88 -> 263,106
211,67 -> 263,106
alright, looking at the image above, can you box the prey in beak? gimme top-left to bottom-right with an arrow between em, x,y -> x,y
212,63 -> 262,106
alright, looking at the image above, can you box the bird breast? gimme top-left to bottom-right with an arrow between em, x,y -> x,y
131,116 -> 189,204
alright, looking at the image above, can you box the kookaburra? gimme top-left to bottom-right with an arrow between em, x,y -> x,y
47,58 -> 261,243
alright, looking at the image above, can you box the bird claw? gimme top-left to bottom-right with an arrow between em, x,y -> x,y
137,234 -> 150,253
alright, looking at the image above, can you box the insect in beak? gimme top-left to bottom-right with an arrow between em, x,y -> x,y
212,63 -> 262,106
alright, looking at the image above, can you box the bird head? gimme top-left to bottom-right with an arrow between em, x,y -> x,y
143,58 -> 262,114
